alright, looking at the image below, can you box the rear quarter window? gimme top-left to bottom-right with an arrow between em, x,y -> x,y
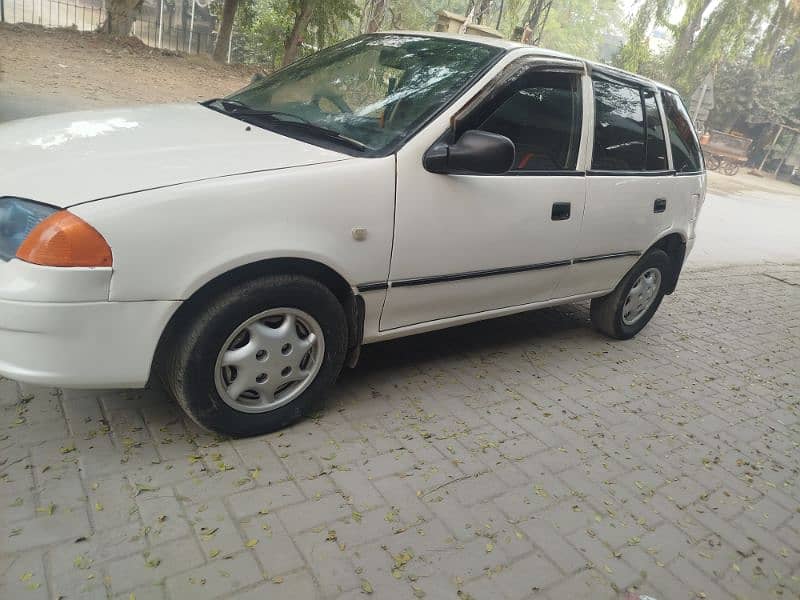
661,91 -> 703,173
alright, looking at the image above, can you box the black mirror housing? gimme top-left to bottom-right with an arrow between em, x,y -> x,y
423,130 -> 515,175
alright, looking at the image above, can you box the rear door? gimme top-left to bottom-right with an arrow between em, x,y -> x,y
558,73 -> 674,297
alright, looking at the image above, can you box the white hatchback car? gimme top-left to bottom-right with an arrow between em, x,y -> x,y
0,32 -> 705,436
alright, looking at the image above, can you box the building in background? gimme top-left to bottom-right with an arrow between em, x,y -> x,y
434,10 -> 504,39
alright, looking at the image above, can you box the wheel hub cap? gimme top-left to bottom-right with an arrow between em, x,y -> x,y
622,267 -> 661,326
214,308 -> 324,413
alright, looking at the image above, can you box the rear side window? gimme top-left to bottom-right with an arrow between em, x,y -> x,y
643,91 -> 668,170
661,91 -> 703,173
592,80 -> 645,171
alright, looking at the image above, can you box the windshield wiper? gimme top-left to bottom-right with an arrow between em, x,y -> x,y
202,98 -> 369,153
203,98 -> 311,124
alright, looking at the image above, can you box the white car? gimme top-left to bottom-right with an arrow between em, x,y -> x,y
0,32 -> 705,436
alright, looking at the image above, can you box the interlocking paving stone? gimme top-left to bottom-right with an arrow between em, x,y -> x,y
1,264 -> 798,598
104,536 -> 205,594
164,550 -> 262,600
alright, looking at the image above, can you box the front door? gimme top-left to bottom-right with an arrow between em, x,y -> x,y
381,64 -> 588,331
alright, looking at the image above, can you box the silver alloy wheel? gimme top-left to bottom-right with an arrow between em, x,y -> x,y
213,308 -> 325,413
622,267 -> 662,325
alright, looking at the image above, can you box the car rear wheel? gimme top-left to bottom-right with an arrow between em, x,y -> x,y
160,274 -> 348,437
590,249 -> 671,340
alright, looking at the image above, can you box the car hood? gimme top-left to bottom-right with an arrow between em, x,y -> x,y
0,103 -> 351,208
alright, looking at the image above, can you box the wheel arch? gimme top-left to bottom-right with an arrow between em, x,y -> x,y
150,257 -> 364,383
647,232 -> 687,294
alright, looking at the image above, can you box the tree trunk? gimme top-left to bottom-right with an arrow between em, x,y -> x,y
283,0 -> 316,66
754,0 -> 794,68
522,0 -> 551,44
366,0 -> 386,33
789,35 -> 800,72
475,0 -> 491,24
101,0 -> 142,36
212,0 -> 238,62
672,0 -> 714,59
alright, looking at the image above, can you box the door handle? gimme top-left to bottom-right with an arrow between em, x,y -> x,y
551,202 -> 571,221
654,198 -> 667,213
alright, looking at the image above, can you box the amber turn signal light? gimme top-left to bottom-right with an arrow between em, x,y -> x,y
16,211 -> 113,267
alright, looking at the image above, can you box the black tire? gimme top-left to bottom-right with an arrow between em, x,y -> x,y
590,249 -> 671,340
706,155 -> 720,171
160,274 -> 348,437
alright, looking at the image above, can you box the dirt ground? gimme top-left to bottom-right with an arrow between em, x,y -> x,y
0,22 -> 252,107
707,169 -> 800,198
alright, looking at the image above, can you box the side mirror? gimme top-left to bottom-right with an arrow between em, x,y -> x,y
423,130 -> 515,175
250,72 -> 266,84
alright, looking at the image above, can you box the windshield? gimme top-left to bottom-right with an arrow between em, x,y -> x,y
223,34 -> 503,154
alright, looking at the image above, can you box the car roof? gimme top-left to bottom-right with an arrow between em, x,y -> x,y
376,31 -> 678,95
381,29 -> 526,50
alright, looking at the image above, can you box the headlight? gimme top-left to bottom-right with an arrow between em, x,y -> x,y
0,197 -> 112,267
0,197 -> 57,261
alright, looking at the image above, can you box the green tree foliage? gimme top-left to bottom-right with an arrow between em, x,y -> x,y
709,15 -> 800,131
613,0 -> 799,161
539,0 -> 622,60
228,0 -> 356,66
669,0 -> 713,59
614,0 -> 798,93
230,0 -> 293,65
674,0 -> 774,91
495,0 -> 623,60
229,0 -> 622,67
615,0 -> 672,73
311,0 -> 358,49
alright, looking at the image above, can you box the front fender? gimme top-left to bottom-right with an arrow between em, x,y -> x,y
72,157 -> 396,302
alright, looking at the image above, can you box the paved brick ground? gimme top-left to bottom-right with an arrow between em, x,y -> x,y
1,264 -> 798,600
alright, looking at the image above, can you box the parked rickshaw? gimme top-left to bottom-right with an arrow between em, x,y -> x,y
699,130 -> 752,176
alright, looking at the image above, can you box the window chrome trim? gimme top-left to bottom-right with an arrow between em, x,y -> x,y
586,170 -> 675,177
504,170 -> 587,177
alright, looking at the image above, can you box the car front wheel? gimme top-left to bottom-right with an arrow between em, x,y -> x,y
160,274 -> 348,437
590,248 -> 671,340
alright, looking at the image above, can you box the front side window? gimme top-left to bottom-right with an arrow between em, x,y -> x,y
592,79 -> 645,171
215,35 -> 502,154
476,72 -> 582,172
662,91 -> 703,173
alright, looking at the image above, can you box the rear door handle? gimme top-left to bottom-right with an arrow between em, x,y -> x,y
551,202 -> 571,221
654,198 -> 667,213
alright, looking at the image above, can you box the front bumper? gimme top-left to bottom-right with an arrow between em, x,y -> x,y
0,297 -> 180,388
0,257 -> 179,388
